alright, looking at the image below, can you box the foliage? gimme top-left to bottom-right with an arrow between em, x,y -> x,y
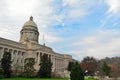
101,62 -> 111,76
1,51 -> 12,78
109,64 -> 120,78
81,56 -> 98,75
12,63 -> 24,77
23,58 -> 35,77
37,54 -> 52,78
0,68 -> 4,79
99,57 -> 120,77
0,78 -> 99,80
70,62 -> 84,80
67,61 -> 74,71
0,78 -> 69,80
100,57 -> 120,65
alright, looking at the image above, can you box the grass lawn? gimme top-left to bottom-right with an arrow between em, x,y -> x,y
0,78 -> 69,80
0,78 -> 99,80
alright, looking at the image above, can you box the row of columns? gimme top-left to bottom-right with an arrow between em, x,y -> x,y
54,57 -> 64,72
0,47 -> 26,64
36,52 -> 52,64
36,52 -> 65,72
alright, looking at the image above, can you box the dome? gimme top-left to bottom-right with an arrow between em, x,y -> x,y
23,16 -> 37,27
20,16 -> 39,44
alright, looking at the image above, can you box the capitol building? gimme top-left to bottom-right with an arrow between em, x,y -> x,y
0,16 -> 74,77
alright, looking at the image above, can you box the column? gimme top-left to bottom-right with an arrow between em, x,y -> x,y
1,48 -> 8,58
21,52 -> 25,69
15,50 -> 18,63
4,48 -> 8,52
51,55 -> 53,62
52,55 -> 55,72
12,50 -> 16,63
9,49 -> 13,61
18,51 -> 21,63
38,52 -> 40,64
49,55 -> 51,61
58,59 -> 60,72
40,52 -> 42,63
56,59 -> 58,72
21,52 -> 24,63
0,47 -> 3,59
62,58 -> 64,72
55,58 -> 57,72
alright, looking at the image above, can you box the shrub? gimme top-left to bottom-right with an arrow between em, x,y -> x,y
70,62 -> 84,80
0,68 -> 4,79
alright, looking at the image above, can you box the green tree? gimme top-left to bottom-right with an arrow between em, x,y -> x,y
37,54 -> 52,78
101,62 -> 111,76
70,62 -> 84,80
67,61 -> 74,71
1,51 -> 12,78
23,58 -> 35,77
0,68 -> 4,78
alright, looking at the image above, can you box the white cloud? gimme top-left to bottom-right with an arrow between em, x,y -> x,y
69,9 -> 88,19
43,35 -> 63,43
0,0 -> 95,44
49,0 -> 100,25
69,30 -> 120,60
2,0 -> 119,61
105,0 -> 120,14
5,0 -> 37,16
0,0 -> 59,43
0,26 -> 19,41
3,0 -> 54,17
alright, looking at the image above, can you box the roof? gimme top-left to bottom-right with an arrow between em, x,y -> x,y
23,16 -> 37,27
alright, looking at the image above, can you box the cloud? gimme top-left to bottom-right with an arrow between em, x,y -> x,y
0,26 -> 19,40
43,35 -> 63,43
0,0 -> 95,43
39,32 -> 63,44
1,0 -> 120,61
69,9 -> 88,19
105,0 -> 120,15
3,0 -> 54,17
50,0 -> 100,26
99,0 -> 120,30
0,0 -> 58,42
69,30 -> 120,60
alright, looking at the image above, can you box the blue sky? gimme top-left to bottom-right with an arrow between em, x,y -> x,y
0,0 -> 120,60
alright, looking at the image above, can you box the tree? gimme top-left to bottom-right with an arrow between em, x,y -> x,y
80,56 -> 98,75
101,62 -> 111,76
37,54 -> 52,78
99,57 -> 120,77
0,68 -> 4,79
23,58 -> 35,77
67,61 -> 74,71
70,62 -> 84,80
1,51 -> 12,78
109,64 -> 120,78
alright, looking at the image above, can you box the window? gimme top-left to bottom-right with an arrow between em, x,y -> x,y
37,52 -> 39,57
17,59 -> 19,63
22,52 -> 24,56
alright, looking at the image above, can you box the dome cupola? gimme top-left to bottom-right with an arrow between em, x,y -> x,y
19,16 -> 39,44
23,16 -> 37,28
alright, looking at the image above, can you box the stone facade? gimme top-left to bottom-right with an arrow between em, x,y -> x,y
0,16 -> 74,77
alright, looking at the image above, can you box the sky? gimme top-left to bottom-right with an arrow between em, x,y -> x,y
0,0 -> 120,61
